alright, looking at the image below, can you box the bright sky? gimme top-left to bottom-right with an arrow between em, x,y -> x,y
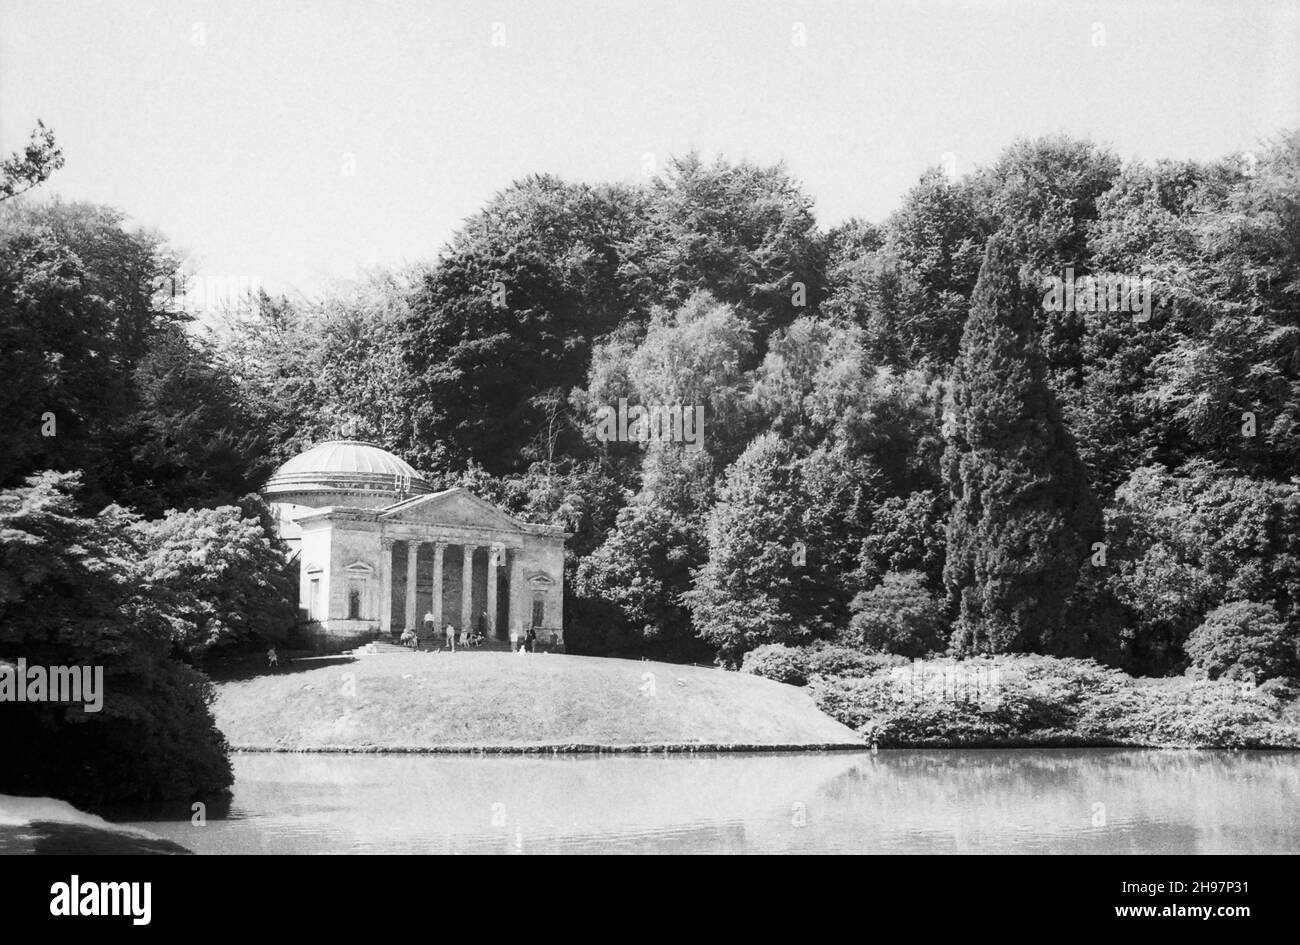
2,0 -> 1297,299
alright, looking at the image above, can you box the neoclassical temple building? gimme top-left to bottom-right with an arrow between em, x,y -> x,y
263,440 -> 568,650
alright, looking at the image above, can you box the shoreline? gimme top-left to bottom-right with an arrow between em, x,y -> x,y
224,738 -> 1300,754
227,741 -> 866,754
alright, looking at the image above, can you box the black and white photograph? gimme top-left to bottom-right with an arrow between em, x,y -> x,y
0,0 -> 1297,906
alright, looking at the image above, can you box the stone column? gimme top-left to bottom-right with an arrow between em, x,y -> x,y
379,538 -> 395,634
430,542 -> 445,634
461,544 -> 476,635
508,549 -> 525,641
405,541 -> 419,632
486,543 -> 499,636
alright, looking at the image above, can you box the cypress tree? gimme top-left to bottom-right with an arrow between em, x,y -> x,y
942,236 -> 1101,654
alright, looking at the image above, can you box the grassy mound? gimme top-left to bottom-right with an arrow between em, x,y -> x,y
213,651 -> 862,751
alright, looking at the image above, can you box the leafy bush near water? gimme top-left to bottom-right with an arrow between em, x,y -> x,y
807,653 -> 1300,749
741,642 -> 906,686
740,644 -> 811,685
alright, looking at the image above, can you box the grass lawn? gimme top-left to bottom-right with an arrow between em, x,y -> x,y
213,651 -> 862,751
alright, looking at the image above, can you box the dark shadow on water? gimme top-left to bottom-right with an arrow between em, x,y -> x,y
99,795 -> 233,824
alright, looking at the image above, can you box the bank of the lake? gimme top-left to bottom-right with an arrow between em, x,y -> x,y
0,795 -> 190,854
212,651 -> 862,751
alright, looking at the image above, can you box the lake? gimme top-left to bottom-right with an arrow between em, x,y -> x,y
119,748 -> 1300,854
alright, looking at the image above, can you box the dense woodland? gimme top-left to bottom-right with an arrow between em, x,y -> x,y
3,125 -> 1300,800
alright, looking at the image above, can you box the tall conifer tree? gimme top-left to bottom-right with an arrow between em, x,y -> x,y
942,236 -> 1100,654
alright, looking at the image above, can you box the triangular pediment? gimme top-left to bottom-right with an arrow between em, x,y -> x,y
379,487 -> 525,532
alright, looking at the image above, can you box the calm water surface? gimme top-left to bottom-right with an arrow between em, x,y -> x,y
119,749 -> 1300,854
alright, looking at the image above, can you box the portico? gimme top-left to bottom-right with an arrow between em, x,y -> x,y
381,535 -> 524,642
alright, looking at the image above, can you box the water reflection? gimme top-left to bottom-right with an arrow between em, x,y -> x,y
120,749 -> 1300,854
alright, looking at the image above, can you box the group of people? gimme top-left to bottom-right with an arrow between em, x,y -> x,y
392,611 -> 546,653
512,625 -> 539,653
395,610 -> 487,651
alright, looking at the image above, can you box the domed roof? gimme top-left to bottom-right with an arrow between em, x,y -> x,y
263,440 -> 434,503
275,440 -> 422,479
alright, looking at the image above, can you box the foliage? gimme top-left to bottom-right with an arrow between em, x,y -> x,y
854,489 -> 949,590
804,643 -> 905,679
617,152 -> 826,342
0,200 -> 181,506
741,642 -> 907,687
811,654 -> 1299,748
849,570 -> 949,657
749,317 -> 945,492
0,121 -> 64,202
740,643 -> 810,686
942,236 -> 1101,654
572,441 -> 715,660
1101,461 -> 1300,673
399,175 -> 647,473
685,435 -> 854,664
212,271 -> 421,470
0,472 -> 233,807
133,499 -> 299,661
574,501 -> 708,661
1184,601 -> 1299,683
108,328 -> 270,517
824,168 -> 984,366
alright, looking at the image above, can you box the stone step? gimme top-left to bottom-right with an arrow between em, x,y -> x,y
344,638 -> 561,656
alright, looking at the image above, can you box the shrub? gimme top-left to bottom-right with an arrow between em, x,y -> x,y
803,643 -> 905,679
740,643 -> 809,686
1184,601 -> 1299,683
1089,679 -> 1296,748
808,653 -> 1300,749
848,571 -> 948,657
1259,677 -> 1300,702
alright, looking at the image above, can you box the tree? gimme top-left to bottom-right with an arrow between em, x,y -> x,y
0,199 -> 192,509
572,442 -> 715,661
0,121 -> 64,202
1143,135 -> 1300,482
575,502 -> 709,661
971,134 -> 1121,275
1185,601 -> 1299,683
617,153 -> 827,344
582,290 -> 760,469
849,570 -> 949,657
685,435 -> 846,664
1075,158 -> 1209,489
0,472 -> 232,807
970,136 -> 1122,402
400,175 -> 647,473
854,488 -> 949,591
1100,461 -> 1300,674
133,500 -> 299,661
212,272 -> 425,472
943,236 -> 1101,655
749,318 -> 945,493
106,327 -> 270,517
825,168 -> 984,366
